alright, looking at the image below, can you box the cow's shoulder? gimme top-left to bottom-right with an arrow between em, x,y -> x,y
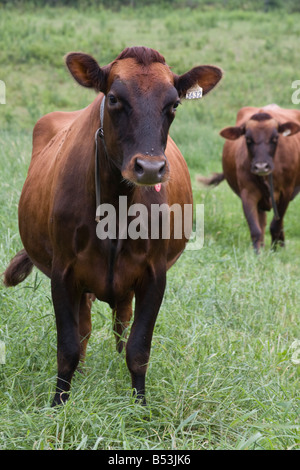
32,109 -> 82,157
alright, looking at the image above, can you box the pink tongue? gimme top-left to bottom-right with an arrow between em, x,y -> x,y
155,183 -> 161,192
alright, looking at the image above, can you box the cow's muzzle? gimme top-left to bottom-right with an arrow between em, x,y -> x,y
123,154 -> 169,185
251,161 -> 273,176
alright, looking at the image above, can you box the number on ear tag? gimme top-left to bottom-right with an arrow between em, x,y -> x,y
186,84 -> 203,100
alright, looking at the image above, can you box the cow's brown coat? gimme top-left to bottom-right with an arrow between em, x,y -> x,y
4,47 -> 222,405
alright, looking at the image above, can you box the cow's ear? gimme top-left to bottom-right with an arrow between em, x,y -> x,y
174,65 -> 223,99
278,121 -> 300,137
65,52 -> 109,93
220,126 -> 245,140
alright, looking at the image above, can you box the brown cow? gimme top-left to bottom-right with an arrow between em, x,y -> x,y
200,105 -> 300,252
3,47 -> 222,406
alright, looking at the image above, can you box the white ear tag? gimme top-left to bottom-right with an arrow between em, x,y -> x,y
185,84 -> 203,100
282,129 -> 291,136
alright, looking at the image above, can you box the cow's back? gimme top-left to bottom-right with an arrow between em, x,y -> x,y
236,104 -> 300,126
31,109 -> 82,158
19,109 -> 85,275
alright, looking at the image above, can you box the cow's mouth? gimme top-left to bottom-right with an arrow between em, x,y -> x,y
252,169 -> 273,177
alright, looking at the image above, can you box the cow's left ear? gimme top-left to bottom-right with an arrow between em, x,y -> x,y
174,65 -> 223,99
220,125 -> 245,140
65,52 -> 110,93
278,121 -> 300,137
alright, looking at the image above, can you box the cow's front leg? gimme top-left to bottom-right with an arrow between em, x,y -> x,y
126,266 -> 166,405
51,265 -> 82,406
241,190 -> 263,252
270,194 -> 290,248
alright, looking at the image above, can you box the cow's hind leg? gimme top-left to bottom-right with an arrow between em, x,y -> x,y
51,266 -> 82,406
113,291 -> 134,353
258,210 -> 267,247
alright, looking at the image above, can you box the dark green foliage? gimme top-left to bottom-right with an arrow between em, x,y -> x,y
0,0 -> 300,12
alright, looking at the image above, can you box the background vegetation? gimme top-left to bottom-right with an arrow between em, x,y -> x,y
1,0 -> 300,13
0,2 -> 299,450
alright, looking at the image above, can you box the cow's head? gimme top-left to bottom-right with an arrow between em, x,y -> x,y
66,47 -> 222,185
220,113 -> 300,176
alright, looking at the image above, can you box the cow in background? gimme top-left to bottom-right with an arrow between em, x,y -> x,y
199,105 -> 300,251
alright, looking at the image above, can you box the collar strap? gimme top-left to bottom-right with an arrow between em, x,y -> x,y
99,95 -> 105,138
95,96 -> 106,222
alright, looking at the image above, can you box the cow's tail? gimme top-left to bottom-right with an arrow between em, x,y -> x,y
3,249 -> 34,287
196,172 -> 225,187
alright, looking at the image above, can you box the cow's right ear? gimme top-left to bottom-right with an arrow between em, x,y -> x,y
278,121 -> 300,137
220,126 -> 245,140
65,52 -> 109,93
174,65 -> 223,98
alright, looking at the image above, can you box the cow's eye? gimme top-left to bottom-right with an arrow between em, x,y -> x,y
271,135 -> 278,143
108,94 -> 118,105
173,100 -> 181,111
246,137 -> 253,145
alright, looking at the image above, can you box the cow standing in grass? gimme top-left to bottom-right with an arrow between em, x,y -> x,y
200,105 -> 300,252
4,47 -> 222,406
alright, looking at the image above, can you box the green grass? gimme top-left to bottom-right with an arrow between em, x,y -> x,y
0,5 -> 300,450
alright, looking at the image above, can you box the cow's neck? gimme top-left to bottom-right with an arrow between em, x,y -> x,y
95,95 -> 138,212
97,142 -> 134,198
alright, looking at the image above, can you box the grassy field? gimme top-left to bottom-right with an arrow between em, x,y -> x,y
0,4 -> 300,450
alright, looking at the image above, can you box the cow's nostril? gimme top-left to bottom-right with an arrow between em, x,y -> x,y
134,158 -> 144,175
158,160 -> 166,177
